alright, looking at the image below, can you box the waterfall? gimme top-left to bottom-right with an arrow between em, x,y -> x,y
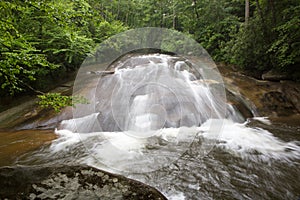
62,54 -> 227,134
53,53 -> 299,174
14,53 -> 299,199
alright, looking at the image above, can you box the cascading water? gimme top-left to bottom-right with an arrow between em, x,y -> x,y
16,53 -> 300,199
54,53 -> 228,172
61,54 -> 226,132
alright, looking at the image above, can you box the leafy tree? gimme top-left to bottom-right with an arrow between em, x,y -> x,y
183,0 -> 242,61
1,0 -> 300,101
0,0 -> 127,97
268,5 -> 300,71
0,1 -> 58,95
226,0 -> 300,78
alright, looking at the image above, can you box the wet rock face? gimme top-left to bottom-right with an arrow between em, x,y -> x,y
0,165 -> 167,200
0,81 -> 74,131
219,65 -> 300,117
262,91 -> 296,116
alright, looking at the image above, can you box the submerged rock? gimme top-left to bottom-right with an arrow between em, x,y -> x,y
0,165 -> 167,200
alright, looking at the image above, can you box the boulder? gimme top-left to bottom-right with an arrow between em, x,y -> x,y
0,165 -> 167,200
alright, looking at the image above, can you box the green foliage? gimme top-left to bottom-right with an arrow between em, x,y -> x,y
37,93 -> 89,113
1,0 -> 300,100
195,15 -> 240,61
226,0 -> 300,75
268,5 -> 300,70
0,1 -> 58,95
225,19 -> 270,71
0,0 -> 127,96
91,21 -> 128,44
44,28 -> 94,70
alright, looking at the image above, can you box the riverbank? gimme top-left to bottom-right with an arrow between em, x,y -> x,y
0,81 -> 74,131
218,64 -> 300,121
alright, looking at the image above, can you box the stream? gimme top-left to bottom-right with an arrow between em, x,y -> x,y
1,54 -> 300,199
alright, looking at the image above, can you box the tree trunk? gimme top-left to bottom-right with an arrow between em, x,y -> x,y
173,2 -> 176,29
245,0 -> 250,24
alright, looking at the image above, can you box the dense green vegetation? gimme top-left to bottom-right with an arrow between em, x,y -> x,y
107,0 -> 299,77
0,0 -> 127,96
1,0 -> 299,110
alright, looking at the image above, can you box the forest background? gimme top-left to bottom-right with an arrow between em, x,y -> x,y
1,0 -> 299,109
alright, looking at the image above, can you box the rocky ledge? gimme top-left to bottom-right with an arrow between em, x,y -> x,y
219,64 -> 300,118
0,165 -> 167,200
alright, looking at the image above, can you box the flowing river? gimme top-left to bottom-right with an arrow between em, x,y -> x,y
2,54 -> 300,199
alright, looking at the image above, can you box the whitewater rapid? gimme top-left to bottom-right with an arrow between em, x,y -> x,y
46,53 -> 300,199
54,117 -> 300,166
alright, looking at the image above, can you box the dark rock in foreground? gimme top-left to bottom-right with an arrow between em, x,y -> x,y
0,165 -> 167,200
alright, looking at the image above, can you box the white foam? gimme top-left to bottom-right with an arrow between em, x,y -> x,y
199,119 -> 300,161
59,113 -> 99,132
53,117 -> 300,164
164,191 -> 186,200
51,129 -> 82,152
252,117 -> 272,125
